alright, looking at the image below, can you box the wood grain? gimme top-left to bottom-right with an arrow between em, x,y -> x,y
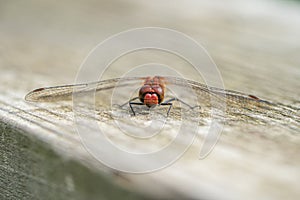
1,0 -> 300,199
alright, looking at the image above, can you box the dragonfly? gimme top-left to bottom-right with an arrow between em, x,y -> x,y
25,76 -> 270,118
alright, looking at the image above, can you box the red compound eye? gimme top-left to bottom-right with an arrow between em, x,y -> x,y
144,93 -> 159,107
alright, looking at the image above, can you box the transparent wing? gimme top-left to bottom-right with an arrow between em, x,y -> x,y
25,76 -> 298,131
162,76 -> 272,107
25,77 -> 148,102
25,76 -> 270,106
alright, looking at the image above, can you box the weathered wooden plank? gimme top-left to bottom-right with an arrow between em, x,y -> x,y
0,122 -> 147,200
1,0 -> 300,200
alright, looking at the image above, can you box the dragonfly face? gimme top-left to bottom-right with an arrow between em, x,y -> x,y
138,76 -> 165,107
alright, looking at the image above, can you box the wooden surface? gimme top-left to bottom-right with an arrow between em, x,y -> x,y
1,0 -> 300,199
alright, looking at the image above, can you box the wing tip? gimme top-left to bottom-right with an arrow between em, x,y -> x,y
24,87 -> 45,102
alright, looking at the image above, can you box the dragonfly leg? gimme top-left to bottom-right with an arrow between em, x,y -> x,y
161,97 -> 201,116
160,102 -> 173,116
120,97 -> 139,108
162,97 -> 195,108
129,100 -> 144,116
